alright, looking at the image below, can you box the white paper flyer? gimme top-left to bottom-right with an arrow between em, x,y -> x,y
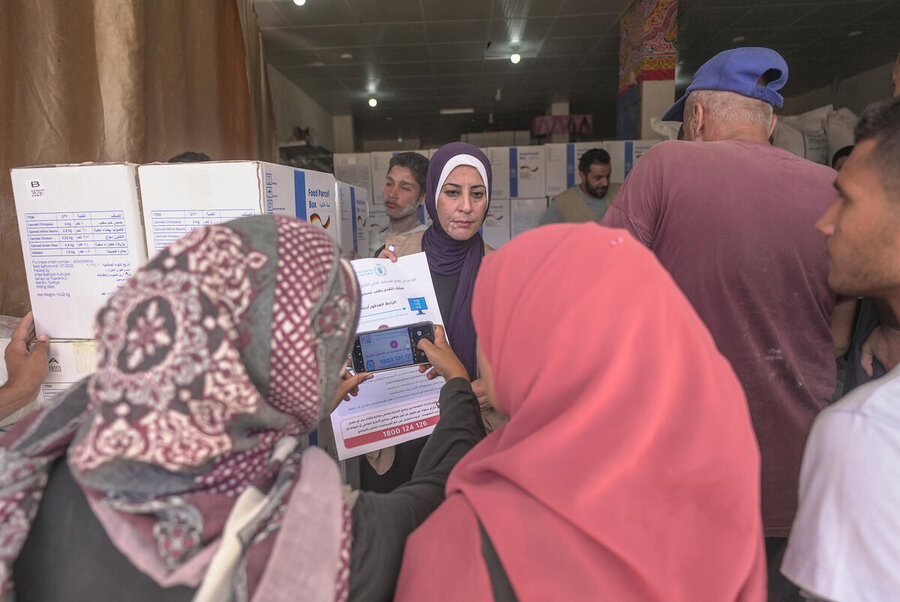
331,252 -> 445,460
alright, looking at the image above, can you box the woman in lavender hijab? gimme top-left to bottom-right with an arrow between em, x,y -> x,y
363,142 -> 497,492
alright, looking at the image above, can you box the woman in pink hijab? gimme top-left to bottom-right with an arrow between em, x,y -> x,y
395,223 -> 766,601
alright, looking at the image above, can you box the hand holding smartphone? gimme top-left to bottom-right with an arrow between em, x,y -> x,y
351,322 -> 435,373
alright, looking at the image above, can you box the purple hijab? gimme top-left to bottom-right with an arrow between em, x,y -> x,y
421,142 -> 492,378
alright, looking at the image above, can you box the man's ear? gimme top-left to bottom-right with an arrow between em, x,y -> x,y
688,102 -> 704,141
768,113 -> 778,138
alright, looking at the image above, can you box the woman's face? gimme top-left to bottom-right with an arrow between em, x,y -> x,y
436,165 -> 488,241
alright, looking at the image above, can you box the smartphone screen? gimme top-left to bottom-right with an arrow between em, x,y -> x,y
352,322 -> 434,373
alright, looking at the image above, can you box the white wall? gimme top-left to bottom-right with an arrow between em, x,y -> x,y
267,65 -> 334,150
782,61 -> 895,116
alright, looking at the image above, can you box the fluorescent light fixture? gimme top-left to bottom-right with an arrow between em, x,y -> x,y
439,108 -> 475,115
368,98 -> 378,108
848,30 -> 863,37
510,53 -> 521,64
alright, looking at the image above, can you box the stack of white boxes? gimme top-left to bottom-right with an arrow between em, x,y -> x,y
138,161 -> 341,254
8,139 -> 665,429
332,138 -> 662,252
8,163 -> 145,426
9,160 -> 373,429
485,146 -> 547,247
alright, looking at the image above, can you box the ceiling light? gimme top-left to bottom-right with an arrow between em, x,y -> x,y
292,0 -> 306,5
732,35 -> 745,43
368,98 -> 378,108
439,108 -> 475,115
340,53 -> 353,60
848,30 -> 863,37
510,53 -> 521,64
495,88 -> 502,102
397,135 -> 404,143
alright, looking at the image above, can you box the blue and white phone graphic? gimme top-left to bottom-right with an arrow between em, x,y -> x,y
359,328 -> 415,371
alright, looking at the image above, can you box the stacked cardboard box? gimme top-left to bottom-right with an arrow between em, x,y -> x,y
9,160 -> 364,429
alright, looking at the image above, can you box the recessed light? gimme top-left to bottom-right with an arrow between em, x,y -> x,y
292,0 -> 306,6
848,30 -> 863,37
340,53 -> 353,60
368,98 -> 378,108
510,53 -> 521,64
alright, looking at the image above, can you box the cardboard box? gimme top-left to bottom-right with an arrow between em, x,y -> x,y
603,139 -> 662,183
544,142 -> 605,196
138,162 -> 338,254
11,163 -> 149,339
488,146 -> 546,199
0,338 -> 97,430
367,206 -> 389,258
625,140 -> 662,179
336,182 -> 369,258
369,151 -> 429,206
333,153 -> 373,198
355,197 -> 370,259
510,197 -> 548,239
481,198 -> 511,249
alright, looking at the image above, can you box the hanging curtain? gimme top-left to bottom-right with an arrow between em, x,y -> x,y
0,0 -> 277,317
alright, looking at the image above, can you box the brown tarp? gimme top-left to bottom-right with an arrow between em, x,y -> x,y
0,0 -> 276,317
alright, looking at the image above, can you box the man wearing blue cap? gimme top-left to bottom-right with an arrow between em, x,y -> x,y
603,47 -> 839,600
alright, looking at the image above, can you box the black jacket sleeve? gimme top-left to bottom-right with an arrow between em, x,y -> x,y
348,377 -> 486,601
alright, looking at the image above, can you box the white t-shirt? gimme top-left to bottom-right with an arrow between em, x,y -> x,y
782,364 -> 900,601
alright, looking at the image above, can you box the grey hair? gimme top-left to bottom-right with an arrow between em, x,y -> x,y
685,90 -> 775,131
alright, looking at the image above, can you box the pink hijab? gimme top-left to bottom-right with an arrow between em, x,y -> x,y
396,223 -> 766,601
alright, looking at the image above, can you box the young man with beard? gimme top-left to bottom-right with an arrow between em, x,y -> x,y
539,148 -> 612,224
783,96 -> 900,602
370,152 -> 429,257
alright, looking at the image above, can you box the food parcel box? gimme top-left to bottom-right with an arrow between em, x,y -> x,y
487,146 -> 546,199
138,162 -> 338,255
602,140 -> 662,184
0,338 -> 97,430
11,164 -> 149,339
333,153 -> 374,197
336,181 -> 369,258
355,195 -> 370,260
366,206 -> 389,258
510,198 -> 548,239
481,198 -> 511,249
544,142 -> 605,196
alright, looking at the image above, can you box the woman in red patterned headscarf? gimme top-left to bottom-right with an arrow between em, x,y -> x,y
396,223 -> 766,601
0,215 -> 483,601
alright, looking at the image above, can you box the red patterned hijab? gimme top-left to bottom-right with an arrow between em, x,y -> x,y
397,224 -> 766,601
0,215 -> 359,601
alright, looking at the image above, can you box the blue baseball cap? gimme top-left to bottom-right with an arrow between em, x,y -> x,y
662,47 -> 789,122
